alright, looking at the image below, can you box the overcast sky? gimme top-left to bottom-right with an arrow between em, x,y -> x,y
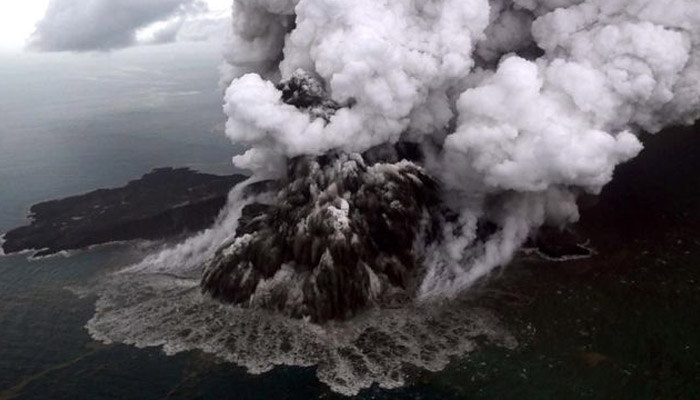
0,0 -> 231,52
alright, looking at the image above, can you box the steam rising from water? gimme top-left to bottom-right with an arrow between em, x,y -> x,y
89,0 -> 700,394
222,0 -> 700,296
120,180 -> 258,277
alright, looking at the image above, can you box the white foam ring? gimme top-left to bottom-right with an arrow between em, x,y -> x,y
87,270 -> 516,395
520,240 -> 597,263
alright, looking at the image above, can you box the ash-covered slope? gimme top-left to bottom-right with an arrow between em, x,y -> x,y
2,168 -> 246,257
202,149 -> 440,323
202,72 -> 443,322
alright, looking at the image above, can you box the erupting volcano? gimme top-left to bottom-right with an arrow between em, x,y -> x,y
86,0 -> 700,394
202,72 -> 444,322
197,0 -> 700,320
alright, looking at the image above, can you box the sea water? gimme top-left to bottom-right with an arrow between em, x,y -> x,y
2,46 -> 699,399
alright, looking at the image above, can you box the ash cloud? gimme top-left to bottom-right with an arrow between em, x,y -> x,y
219,0 -> 700,302
29,0 -> 209,51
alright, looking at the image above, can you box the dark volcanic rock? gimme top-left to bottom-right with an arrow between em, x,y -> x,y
526,226 -> 593,260
276,69 -> 342,121
2,168 -> 246,257
201,71 -> 446,322
202,151 -> 442,323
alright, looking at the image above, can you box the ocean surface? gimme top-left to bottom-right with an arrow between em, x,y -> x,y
0,46 -> 459,399
1,46 -> 699,399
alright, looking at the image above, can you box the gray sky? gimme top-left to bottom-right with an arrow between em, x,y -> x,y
0,0 -> 230,52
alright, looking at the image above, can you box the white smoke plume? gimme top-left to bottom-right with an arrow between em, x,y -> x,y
219,0 -> 700,299
120,179 -> 258,277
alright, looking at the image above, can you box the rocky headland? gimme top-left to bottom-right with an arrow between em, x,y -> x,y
2,168 -> 246,257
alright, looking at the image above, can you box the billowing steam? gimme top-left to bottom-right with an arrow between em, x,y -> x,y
87,0 -> 700,393
215,0 -> 700,305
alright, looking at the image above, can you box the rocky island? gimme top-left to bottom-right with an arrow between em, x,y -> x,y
2,168 -> 246,257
